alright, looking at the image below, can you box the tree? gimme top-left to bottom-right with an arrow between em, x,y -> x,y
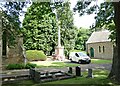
22,2 -> 57,55
22,1 -> 77,56
75,28 -> 91,51
108,2 -> 120,82
0,2 -> 27,64
74,1 -> 120,83
76,1 -> 115,42
1,2 -> 26,46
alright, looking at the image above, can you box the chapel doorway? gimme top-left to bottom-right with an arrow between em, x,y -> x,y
90,47 -> 94,57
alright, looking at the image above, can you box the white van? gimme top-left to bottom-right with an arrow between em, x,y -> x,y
69,52 -> 91,64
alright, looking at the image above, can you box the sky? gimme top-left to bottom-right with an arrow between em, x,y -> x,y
19,0 -> 104,29
69,0 -> 104,28
69,0 -> 95,28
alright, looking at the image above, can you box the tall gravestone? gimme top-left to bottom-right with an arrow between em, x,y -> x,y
68,67 -> 72,74
86,68 -> 93,78
76,66 -> 82,77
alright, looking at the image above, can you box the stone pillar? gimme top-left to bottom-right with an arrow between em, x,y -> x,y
55,46 -> 65,61
52,4 -> 65,61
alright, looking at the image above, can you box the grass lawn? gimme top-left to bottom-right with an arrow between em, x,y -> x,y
43,69 -> 112,85
91,59 -> 112,64
30,59 -> 112,68
30,61 -> 80,68
2,69 -> 119,86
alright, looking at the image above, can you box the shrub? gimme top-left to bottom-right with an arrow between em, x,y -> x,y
25,63 -> 37,69
6,63 -> 37,70
26,50 -> 47,61
6,63 -> 24,70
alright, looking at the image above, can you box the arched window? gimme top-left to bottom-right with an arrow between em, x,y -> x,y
99,46 -> 101,53
103,46 -> 105,53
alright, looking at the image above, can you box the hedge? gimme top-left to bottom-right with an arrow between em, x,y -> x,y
26,50 -> 47,61
6,63 -> 37,70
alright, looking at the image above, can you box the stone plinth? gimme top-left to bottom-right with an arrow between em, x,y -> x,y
55,46 -> 65,61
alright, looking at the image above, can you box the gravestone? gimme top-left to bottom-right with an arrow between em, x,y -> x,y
52,74 -> 56,79
29,68 -> 35,79
45,71 -> 49,78
68,67 -> 72,74
86,68 -> 93,78
34,71 -> 41,83
76,66 -> 82,77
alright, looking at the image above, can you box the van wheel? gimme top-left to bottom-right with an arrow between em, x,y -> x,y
70,59 -> 73,62
78,60 -> 81,64
87,60 -> 91,64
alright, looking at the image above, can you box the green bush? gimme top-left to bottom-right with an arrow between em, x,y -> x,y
26,50 -> 47,61
6,63 -> 25,70
6,63 -> 37,70
70,50 -> 87,53
25,63 -> 37,69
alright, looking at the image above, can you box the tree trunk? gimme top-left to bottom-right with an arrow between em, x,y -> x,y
108,2 -> 120,83
0,11 -> 2,70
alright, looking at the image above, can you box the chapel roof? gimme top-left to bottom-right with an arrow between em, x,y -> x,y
86,30 -> 111,44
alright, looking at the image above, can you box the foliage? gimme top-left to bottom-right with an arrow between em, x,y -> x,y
6,63 -> 25,70
1,2 -> 26,46
74,1 -> 120,83
70,50 -> 87,54
22,1 -> 77,56
94,2 -> 115,42
6,63 -> 37,70
22,2 -> 58,55
25,63 -> 37,69
26,50 -> 47,61
75,28 -> 92,51
74,1 -> 115,42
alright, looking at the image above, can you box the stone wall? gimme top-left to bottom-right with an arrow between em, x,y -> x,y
86,42 -> 113,59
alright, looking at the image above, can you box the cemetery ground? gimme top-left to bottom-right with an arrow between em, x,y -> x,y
2,59 -> 120,85
30,59 -> 112,67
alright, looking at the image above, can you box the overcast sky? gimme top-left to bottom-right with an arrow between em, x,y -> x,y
69,0 -> 104,28
19,0 -> 104,28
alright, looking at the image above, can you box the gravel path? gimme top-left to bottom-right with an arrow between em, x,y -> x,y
79,63 -> 111,71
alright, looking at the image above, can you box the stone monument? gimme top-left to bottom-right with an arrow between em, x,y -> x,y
51,0 -> 65,61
